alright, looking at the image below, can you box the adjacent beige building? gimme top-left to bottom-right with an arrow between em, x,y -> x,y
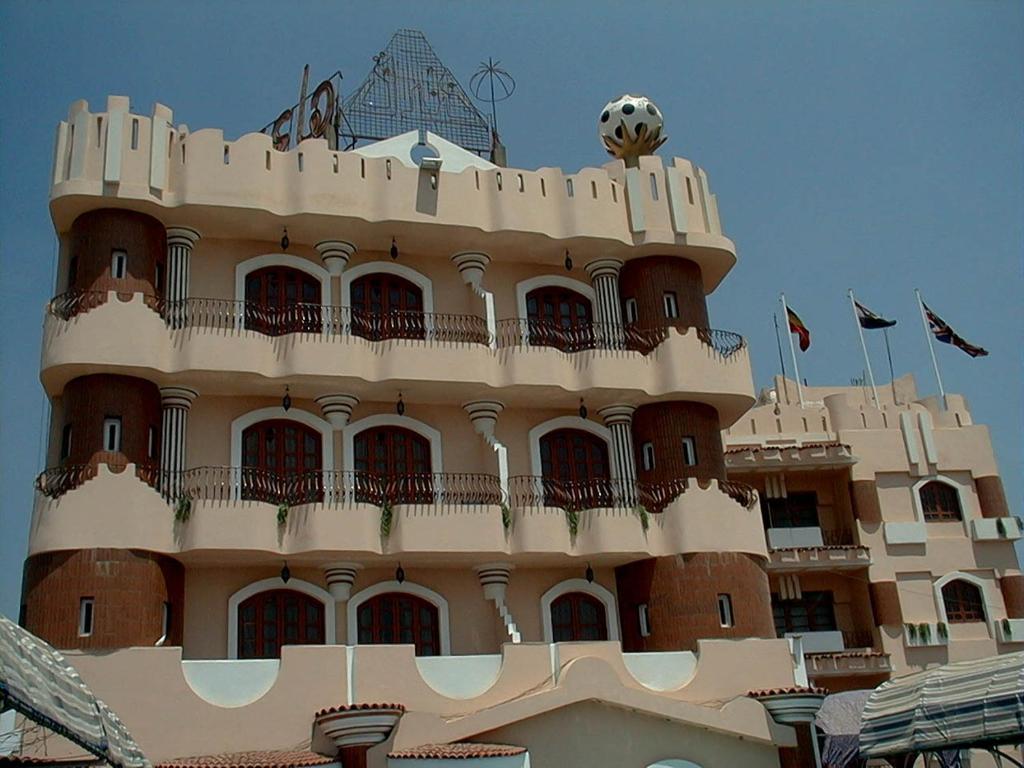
16,87 -> 1021,768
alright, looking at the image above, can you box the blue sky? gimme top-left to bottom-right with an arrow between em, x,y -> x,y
0,1 -> 1021,617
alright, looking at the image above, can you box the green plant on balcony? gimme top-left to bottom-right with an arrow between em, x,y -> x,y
380,500 -> 394,538
1002,618 -> 1013,639
1016,518 -> 1024,534
634,505 -> 650,532
174,496 -> 192,523
906,623 -> 918,643
937,622 -> 948,640
996,517 -> 1007,538
276,503 -> 289,526
919,623 -> 931,643
565,508 -> 580,537
500,503 -> 512,531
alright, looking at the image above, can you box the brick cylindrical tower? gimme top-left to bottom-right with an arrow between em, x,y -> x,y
619,255 -> 708,329
631,401 -> 726,482
22,549 -> 184,650
66,208 -> 167,296
615,552 -> 775,652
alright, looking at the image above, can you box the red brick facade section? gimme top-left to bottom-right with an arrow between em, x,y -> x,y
1001,575 -> 1024,619
58,374 -> 161,469
619,256 -> 709,330
976,475 -> 1010,519
22,549 -> 183,650
849,480 -> 882,525
869,581 -> 903,626
631,401 -> 725,483
614,552 -> 774,652
67,208 -> 166,296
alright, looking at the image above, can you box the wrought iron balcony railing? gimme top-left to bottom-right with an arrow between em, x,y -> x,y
35,460 -> 160,498
509,475 -> 756,513
47,292 -> 745,359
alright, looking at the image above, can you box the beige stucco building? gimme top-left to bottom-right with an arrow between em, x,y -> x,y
15,85 -> 1021,768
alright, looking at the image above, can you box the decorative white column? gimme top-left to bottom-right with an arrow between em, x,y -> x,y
586,258 -> 625,348
475,563 -> 520,643
598,404 -> 637,503
452,252 -> 496,348
159,386 -> 198,499
165,227 -> 201,329
463,400 -> 508,503
315,241 -> 356,334
324,562 -> 362,602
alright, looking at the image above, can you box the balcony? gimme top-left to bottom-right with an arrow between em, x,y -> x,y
765,527 -> 870,572
41,291 -> 756,419
30,463 -> 767,561
789,630 -> 890,680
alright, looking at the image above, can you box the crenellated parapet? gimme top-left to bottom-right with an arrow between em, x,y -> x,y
51,97 -> 737,290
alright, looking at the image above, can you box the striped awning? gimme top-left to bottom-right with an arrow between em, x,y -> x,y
859,651 -> 1024,758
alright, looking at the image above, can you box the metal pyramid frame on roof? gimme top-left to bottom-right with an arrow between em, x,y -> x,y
340,29 -> 494,156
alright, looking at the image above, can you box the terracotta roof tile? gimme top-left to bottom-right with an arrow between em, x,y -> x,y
388,744 -> 527,760
747,685 -> 828,697
156,750 -> 335,768
314,702 -> 405,717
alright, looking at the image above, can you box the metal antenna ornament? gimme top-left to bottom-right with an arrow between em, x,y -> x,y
469,58 -> 516,138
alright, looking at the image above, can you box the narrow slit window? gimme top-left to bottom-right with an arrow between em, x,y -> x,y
591,180 -> 598,198
662,291 -> 679,319
624,297 -> 638,324
60,424 -> 73,461
297,152 -> 304,172
611,184 -> 618,202
223,145 -> 230,164
540,178 -> 546,196
161,601 -> 172,639
496,172 -> 503,191
332,154 -> 339,173
96,117 -> 103,147
130,119 -> 139,150
685,176 -> 694,204
103,417 -> 122,453
181,144 -> 186,163
518,174 -> 525,192
265,151 -> 271,170
566,179 -> 574,197
681,436 -> 697,467
386,159 -> 392,179
68,255 -> 79,287
717,594 -> 734,627
147,426 -> 157,459
79,597 -> 94,637
360,158 -> 366,178
475,170 -> 480,190
111,250 -> 127,279
641,442 -> 656,472
638,603 -> 651,637
649,173 -> 659,200
155,262 -> 164,294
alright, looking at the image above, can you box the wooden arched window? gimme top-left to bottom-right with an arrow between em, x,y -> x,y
244,266 -> 322,335
350,273 -> 425,341
550,592 -> 608,642
525,285 -> 595,352
237,589 -> 325,659
356,592 -> 440,656
920,481 -> 962,521
942,579 -> 985,623
539,428 -> 611,508
241,419 -> 323,504
353,425 -> 433,504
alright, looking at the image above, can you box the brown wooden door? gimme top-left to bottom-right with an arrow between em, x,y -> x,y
350,273 -> 425,340
241,419 -> 323,503
353,425 -> 433,503
539,428 -> 611,509
244,266 -> 322,335
237,589 -> 325,658
356,592 -> 440,656
526,286 -> 595,352
550,592 -> 608,642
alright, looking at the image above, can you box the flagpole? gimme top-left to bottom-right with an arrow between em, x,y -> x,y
779,293 -> 805,407
915,288 -> 946,403
848,290 -> 880,408
773,312 -> 790,404
883,327 -> 898,405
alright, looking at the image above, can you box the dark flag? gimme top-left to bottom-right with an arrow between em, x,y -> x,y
786,306 -> 811,351
854,300 -> 897,330
923,303 -> 989,358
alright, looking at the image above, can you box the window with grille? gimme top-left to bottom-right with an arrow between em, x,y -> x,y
624,297 -> 638,324
237,589 -> 325,658
761,492 -> 819,529
641,442 -> 655,472
102,417 -> 122,453
78,597 -> 94,637
356,592 -> 440,656
920,481 -> 962,521
942,579 -> 985,623
718,594 -> 734,627
111,250 -> 127,279
681,436 -> 697,466
662,291 -> 679,319
772,591 -> 837,635
60,424 -> 73,461
550,592 -> 608,642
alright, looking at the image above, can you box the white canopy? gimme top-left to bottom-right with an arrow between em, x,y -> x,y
859,651 -> 1024,758
0,613 -> 149,768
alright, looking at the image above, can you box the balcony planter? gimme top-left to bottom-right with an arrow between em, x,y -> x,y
904,622 -> 948,647
885,522 -> 927,545
971,517 -> 1023,542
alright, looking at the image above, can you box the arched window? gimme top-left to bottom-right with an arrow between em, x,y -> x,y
539,428 -> 611,508
942,579 -> 985,623
920,481 -> 962,521
350,273 -> 425,341
525,285 -> 595,352
237,589 -> 325,659
244,266 -> 322,335
550,592 -> 608,642
356,592 -> 440,656
241,419 -> 323,504
353,425 -> 433,504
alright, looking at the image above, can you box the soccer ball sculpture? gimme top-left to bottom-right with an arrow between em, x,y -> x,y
599,94 -> 667,164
